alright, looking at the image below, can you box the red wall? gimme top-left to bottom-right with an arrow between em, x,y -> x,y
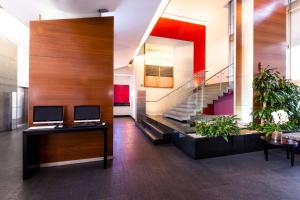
213,92 -> 234,115
202,92 -> 234,115
150,17 -> 206,74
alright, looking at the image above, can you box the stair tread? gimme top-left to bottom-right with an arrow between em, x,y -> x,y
143,128 -> 162,141
166,110 -> 190,116
164,113 -> 189,121
142,120 -> 167,135
163,83 -> 231,121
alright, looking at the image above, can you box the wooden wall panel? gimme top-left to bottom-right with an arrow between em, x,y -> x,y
29,17 -> 114,163
39,131 -> 107,163
254,0 -> 287,75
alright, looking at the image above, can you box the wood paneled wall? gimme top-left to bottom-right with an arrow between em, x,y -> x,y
254,0 -> 287,75
29,17 -> 114,163
235,0 -> 287,119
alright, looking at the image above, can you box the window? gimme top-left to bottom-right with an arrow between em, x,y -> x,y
288,0 -> 300,82
114,85 -> 130,106
228,0 -> 235,85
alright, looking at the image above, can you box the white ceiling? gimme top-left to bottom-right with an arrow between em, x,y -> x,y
147,36 -> 193,48
0,9 -> 29,46
0,0 -> 167,68
0,0 -> 230,68
164,0 -> 229,24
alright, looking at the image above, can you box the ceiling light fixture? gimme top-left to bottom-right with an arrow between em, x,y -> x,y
98,9 -> 109,17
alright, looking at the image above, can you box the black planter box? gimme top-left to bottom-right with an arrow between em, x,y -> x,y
172,132 -> 263,159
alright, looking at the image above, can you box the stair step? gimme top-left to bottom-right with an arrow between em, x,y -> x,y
177,103 -> 207,108
142,120 -> 165,135
172,107 -> 195,113
194,91 -> 226,96
163,82 -> 231,121
178,104 -> 197,108
163,113 -> 189,121
143,128 -> 162,144
179,102 -> 208,107
191,93 -> 220,97
166,110 -> 190,117
205,84 -> 229,88
187,98 -> 216,102
140,119 -> 172,144
182,102 -> 197,106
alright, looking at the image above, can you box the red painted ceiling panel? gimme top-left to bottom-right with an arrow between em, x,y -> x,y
150,17 -> 206,74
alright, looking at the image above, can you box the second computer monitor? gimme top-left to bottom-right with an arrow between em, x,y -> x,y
33,106 -> 64,125
74,105 -> 101,123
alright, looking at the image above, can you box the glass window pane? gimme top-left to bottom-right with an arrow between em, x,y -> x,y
290,2 -> 300,80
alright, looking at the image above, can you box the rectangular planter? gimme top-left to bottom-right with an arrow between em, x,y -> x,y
172,132 -> 263,159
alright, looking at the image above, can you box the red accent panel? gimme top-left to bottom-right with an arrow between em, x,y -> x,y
213,92 -> 234,115
203,104 -> 214,115
150,17 -> 206,74
114,85 -> 130,103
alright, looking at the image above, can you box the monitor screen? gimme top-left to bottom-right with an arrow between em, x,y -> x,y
74,106 -> 101,122
33,106 -> 64,124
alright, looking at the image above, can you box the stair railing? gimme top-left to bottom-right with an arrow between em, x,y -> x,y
146,70 -> 206,103
194,63 -> 234,116
145,64 -> 234,116
205,63 -> 234,91
145,70 -> 206,115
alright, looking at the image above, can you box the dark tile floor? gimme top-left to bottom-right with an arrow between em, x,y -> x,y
1,118 -> 300,200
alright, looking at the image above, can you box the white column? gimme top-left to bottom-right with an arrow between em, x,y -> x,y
235,0 -> 254,123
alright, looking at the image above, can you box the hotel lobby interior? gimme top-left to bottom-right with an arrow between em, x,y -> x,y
1,0 -> 300,199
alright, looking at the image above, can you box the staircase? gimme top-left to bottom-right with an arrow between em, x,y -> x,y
139,64 -> 234,144
163,83 -> 232,121
137,116 -> 172,144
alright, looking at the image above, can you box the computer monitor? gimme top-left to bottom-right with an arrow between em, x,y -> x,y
33,106 -> 64,125
74,106 -> 101,123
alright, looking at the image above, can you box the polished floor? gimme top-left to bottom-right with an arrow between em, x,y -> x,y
1,118 -> 300,200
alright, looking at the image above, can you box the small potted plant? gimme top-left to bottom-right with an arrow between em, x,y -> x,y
269,110 -> 289,140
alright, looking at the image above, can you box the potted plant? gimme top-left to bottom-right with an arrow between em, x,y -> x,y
195,116 -> 240,142
252,67 -> 281,125
261,110 -> 289,140
249,64 -> 300,135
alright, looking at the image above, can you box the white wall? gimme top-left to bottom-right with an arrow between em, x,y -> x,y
133,42 -> 194,115
0,9 -> 29,87
206,5 -> 229,79
0,37 -> 17,131
17,45 -> 29,87
0,37 -> 17,88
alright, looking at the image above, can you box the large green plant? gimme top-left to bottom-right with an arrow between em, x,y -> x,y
251,65 -> 300,133
252,68 -> 282,124
278,79 -> 300,124
195,116 -> 240,142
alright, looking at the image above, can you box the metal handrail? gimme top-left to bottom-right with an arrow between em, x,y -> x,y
146,70 -> 206,102
205,63 -> 234,84
146,64 -> 234,103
